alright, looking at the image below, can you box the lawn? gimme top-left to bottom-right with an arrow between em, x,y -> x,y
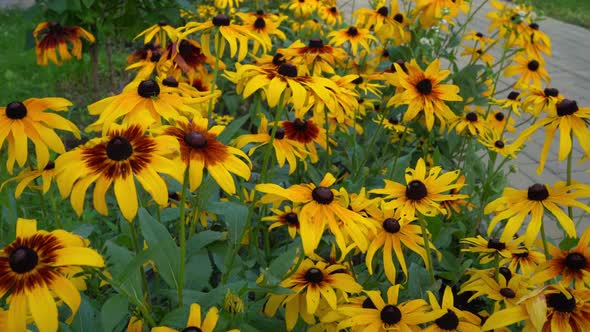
533,0 -> 590,28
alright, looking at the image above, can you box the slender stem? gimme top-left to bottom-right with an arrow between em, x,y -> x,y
420,219 -> 435,283
207,32 -> 222,121
177,168 -> 190,307
566,137 -> 574,221
99,271 -> 156,327
493,252 -> 499,282
128,221 -> 151,312
387,125 -> 409,180
48,192 -> 63,229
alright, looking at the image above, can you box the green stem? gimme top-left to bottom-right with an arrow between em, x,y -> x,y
494,252 -> 499,282
128,221 -> 151,312
387,125 -> 409,180
207,32 -> 223,121
420,219 -> 435,283
177,168 -> 190,307
48,192 -> 63,229
566,138 -> 573,221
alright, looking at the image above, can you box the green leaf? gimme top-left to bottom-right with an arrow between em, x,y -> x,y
159,306 -> 189,328
81,0 -> 95,7
100,294 -> 128,332
207,201 -> 248,245
137,208 -> 181,290
71,294 -> 101,331
185,251 -> 213,287
187,230 -> 226,253
103,241 -> 142,300
217,114 -> 249,143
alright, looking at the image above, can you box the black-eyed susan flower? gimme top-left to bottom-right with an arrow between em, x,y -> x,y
133,21 -> 178,47
531,227 -> 590,288
234,114 -> 306,174
461,46 -> 495,66
413,0 -> 469,28
152,303 -> 238,332
257,173 -> 374,255
279,39 -> 348,76
162,116 -> 251,195
55,124 -> 182,221
338,284 -> 442,331
485,182 -> 590,246
461,271 -> 532,309
365,211 -> 436,284
504,53 -> 550,89
283,117 -> 327,163
162,38 -> 215,81
0,218 -> 104,332
318,4 -> 342,26
264,258 -> 362,331
450,107 -> 490,136
477,130 -> 521,158
262,205 -> 301,239
236,10 -> 287,55
461,235 -> 524,264
327,26 -> 376,56
125,42 -> 163,80
522,86 -> 562,117
86,79 -> 199,133
463,30 -> 495,49
521,22 -> 552,58
0,98 -> 80,174
286,0 -> 317,18
370,158 -> 467,220
425,286 -> 481,331
181,14 -> 264,61
387,59 -> 463,131
517,99 -> 590,174
486,109 -> 516,134
493,90 -> 523,116
439,175 -> 475,218
502,245 -> 545,276
0,159 -> 56,198
354,0 -> 409,44
33,22 -> 95,66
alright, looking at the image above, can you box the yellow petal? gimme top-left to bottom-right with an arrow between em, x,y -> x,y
27,285 -> 58,332
114,175 -> 138,221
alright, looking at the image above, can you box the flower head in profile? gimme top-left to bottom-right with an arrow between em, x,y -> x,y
133,21 -> 178,46
0,98 -> 80,174
485,182 -> 590,245
425,286 -> 481,331
522,86 -> 562,117
461,235 -> 524,264
0,218 -> 104,332
387,59 -> 463,130
163,116 -> 251,194
264,258 -> 362,331
338,284 -> 441,331
1,158 -> 57,198
33,22 -> 95,66
55,124 -> 182,221
370,158 -> 467,220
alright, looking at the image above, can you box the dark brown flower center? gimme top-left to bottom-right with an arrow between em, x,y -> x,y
150,52 -> 161,62
212,14 -> 230,26
487,238 -> 506,251
312,186 -> 334,204
352,76 -> 363,84
499,267 -> 512,281
305,267 -> 324,283
377,6 -> 389,16
527,183 -> 549,201
435,309 -> 459,330
138,79 -> 161,98
158,21 -> 168,26
271,127 -> 285,139
362,297 -> 377,309
308,38 -> 324,48
565,253 -> 587,270
383,218 -> 401,233
184,131 -> 208,149
169,191 -> 180,201
329,6 -> 337,13
507,91 -> 520,100
284,212 -> 299,225
293,118 -> 308,131
393,13 -> 404,23
254,17 -> 266,29
9,246 -> 39,274
388,117 -> 399,125
106,136 -> 133,161
494,140 -> 505,149
44,160 -> 56,170
391,59 -> 407,73
544,88 -> 559,97
347,27 -> 359,36
406,180 -> 427,200
47,22 -> 64,34
500,288 -> 516,298
476,32 -> 484,38
5,101 -> 27,119
529,22 -> 539,30
416,79 -> 432,95
527,60 -> 540,71
494,111 -> 505,121
162,76 -> 179,87
556,99 -> 578,116
466,112 -> 478,122
514,248 -> 529,258
476,49 -> 483,55
181,327 -> 202,332
380,305 -> 402,325
278,63 -> 297,77
547,293 -> 576,313
256,9 -> 264,15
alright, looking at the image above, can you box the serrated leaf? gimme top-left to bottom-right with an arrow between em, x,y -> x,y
137,208 -> 180,291
100,294 -> 128,332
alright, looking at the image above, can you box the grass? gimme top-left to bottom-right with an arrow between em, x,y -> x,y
532,0 -> 590,28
